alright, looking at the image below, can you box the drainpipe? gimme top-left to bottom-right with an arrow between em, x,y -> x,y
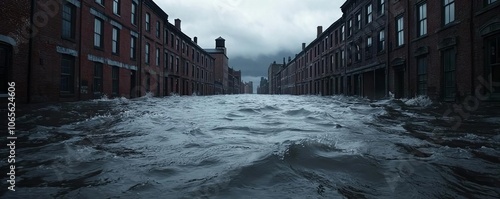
407,1 -> 411,98
470,0 -> 475,96
137,0 -> 143,97
27,0 -> 35,103
78,0 -> 83,101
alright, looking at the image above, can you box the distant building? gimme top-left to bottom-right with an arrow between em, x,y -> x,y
268,61 -> 283,94
205,37 -> 229,94
243,81 -> 253,94
258,77 -> 269,94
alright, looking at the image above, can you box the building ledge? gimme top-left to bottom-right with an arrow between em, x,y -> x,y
475,2 -> 500,16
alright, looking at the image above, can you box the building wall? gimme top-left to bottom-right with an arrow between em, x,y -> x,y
1,0 -> 222,103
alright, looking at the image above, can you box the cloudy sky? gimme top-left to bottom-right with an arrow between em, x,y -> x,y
155,0 -> 344,92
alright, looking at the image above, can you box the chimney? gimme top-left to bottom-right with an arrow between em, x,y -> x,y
175,18 -> 181,30
194,36 -> 197,44
302,43 -> 306,50
317,26 -> 323,38
288,56 -> 291,63
283,57 -> 285,65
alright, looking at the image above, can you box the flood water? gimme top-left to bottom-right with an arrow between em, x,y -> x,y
1,94 -> 499,198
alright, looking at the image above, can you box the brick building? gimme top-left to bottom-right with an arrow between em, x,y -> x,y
205,37 -> 229,94
273,0 -> 500,102
1,0 -> 222,103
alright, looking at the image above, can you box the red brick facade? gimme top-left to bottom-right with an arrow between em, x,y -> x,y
1,0 -> 222,103
273,0 -> 500,102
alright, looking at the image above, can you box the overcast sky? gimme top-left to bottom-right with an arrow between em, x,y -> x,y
156,0 -> 344,92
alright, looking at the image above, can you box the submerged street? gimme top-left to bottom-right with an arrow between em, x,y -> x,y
1,94 -> 500,198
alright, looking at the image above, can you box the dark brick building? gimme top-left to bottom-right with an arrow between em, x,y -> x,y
273,0 -> 500,102
1,0 -> 222,103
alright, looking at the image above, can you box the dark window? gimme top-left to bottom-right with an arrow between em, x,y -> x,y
170,55 -> 174,71
164,52 -> 168,69
176,38 -> 179,51
443,48 -> 456,100
156,48 -> 160,66
355,44 -> 361,61
366,4 -> 373,24
356,13 -> 362,30
94,62 -> 103,93
95,0 -> 104,6
112,66 -> 119,95
156,21 -> 160,38
417,56 -> 427,95
130,36 -> 137,59
113,0 -> 120,15
60,55 -> 75,94
396,16 -> 404,46
379,0 -> 385,15
145,43 -> 150,64
145,13 -> 150,32
378,29 -> 385,51
112,27 -> 120,54
171,33 -> 174,48
176,57 -> 179,72
418,3 -> 427,37
94,18 -> 103,48
62,3 -> 76,39
341,25 -> 345,41
348,19 -> 352,36
185,62 -> 189,76
131,2 -> 137,25
443,0 -> 455,25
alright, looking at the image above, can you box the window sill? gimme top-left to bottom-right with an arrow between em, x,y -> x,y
113,13 -> 121,17
393,44 -> 406,50
412,34 -> 429,43
94,46 -> 104,51
62,37 -> 76,43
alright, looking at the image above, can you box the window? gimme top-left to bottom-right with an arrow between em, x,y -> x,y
366,4 -> 373,24
417,56 -> 427,95
418,3 -> 427,37
131,2 -> 137,25
112,66 -> 119,95
145,43 -> 150,64
443,0 -> 455,25
396,16 -> 404,47
355,44 -> 361,61
348,19 -> 352,36
112,27 -> 120,54
170,33 -> 174,48
192,65 -> 195,77
94,18 -> 103,48
341,25 -> 345,41
130,36 -> 137,59
113,0 -> 120,15
95,0 -> 104,6
182,42 -> 185,53
175,57 -> 179,72
356,13 -> 362,30
341,50 -> 345,67
367,36 -> 373,49
60,55 -> 75,94
185,62 -> 189,76
378,29 -> 385,51
156,21 -> 160,38
145,13 -> 150,32
62,3 -> 76,39
164,29 -> 168,45
170,55 -> 174,71
379,0 -> 385,15
176,39 -> 179,51
94,62 -> 103,93
156,48 -> 160,66
443,48 -> 456,100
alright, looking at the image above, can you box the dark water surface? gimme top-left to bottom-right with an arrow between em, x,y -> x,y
1,95 -> 499,198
